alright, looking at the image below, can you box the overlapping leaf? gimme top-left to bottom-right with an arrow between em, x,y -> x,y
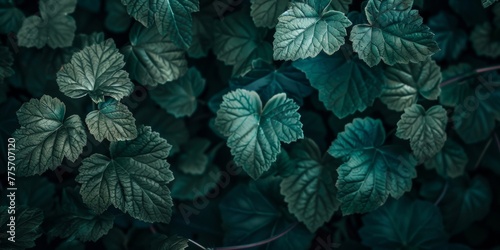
85,99 -> 137,142
424,139 -> 468,178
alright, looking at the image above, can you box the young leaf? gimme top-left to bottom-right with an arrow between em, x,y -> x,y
47,188 -> 115,242
470,22 -> 500,58
230,59 -> 313,105
215,89 -> 304,179
85,99 -> 137,142
13,95 -> 87,176
76,125 -> 174,223
483,0 -> 499,7
293,50 -> 385,118
149,67 -> 206,118
350,0 -> 439,66
17,0 -> 77,48
359,197 -> 447,249
122,22 -> 187,86
0,206 -> 44,249
328,118 -> 417,214
177,138 -> 210,174
120,0 -> 199,49
250,0 -> 289,28
396,104 -> 448,161
0,0 -> 24,34
273,0 -> 352,60
381,58 -> 442,111
57,39 -> 134,103
280,138 -> 340,232
424,139 -> 468,179
427,11 -> 468,61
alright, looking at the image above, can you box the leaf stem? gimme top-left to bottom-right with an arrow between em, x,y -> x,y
213,223 -> 298,250
439,64 -> 500,88
473,137 -> 493,170
434,181 -> 449,206
188,239 -> 207,250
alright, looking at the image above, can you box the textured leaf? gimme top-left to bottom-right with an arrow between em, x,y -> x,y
0,0 -> 24,34
439,63 -> 473,107
47,188 -> 115,242
17,0 -> 77,48
177,138 -> 210,174
188,14 -> 213,58
428,11 -> 468,61
122,22 -> 187,86
280,138 -> 340,232
381,58 -> 442,111
85,99 -> 137,142
483,0 -> 499,7
57,39 -> 134,103
424,139 -> 468,179
396,104 -> 448,161
359,197 -> 447,249
330,0 -> 352,13
105,0 -> 132,33
0,206 -> 44,249
470,22 -> 500,58
294,50 -> 385,118
76,125 -> 174,223
120,0 -> 199,49
13,95 -> 87,176
273,0 -> 352,60
150,67 -> 205,117
328,118 -> 417,214
151,234 -> 189,250
250,0 -> 289,28
230,59 -> 313,105
350,0 -> 439,66
215,89 -> 303,179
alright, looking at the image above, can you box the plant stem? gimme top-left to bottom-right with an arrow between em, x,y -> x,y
473,137 -> 493,170
213,223 -> 298,250
188,239 -> 207,250
434,181 -> 449,206
440,64 -> 500,88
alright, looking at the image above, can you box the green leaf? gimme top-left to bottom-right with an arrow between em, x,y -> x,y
74,32 -> 105,50
177,138 -> 210,174
13,95 -> 87,176
212,9 -> 273,75
188,14 -> 214,58
328,118 -> 417,214
381,58 -> 442,111
14,176 -> 56,211
0,0 -> 24,34
294,49 -> 385,118
439,63 -> 473,107
76,125 -> 174,223
330,0 -> 353,13
359,197 -> 447,249
350,0 -> 439,66
250,0 -> 289,28
57,39 -> 134,103
449,0 -> 487,26
17,0 -> 77,48
0,206 -> 44,249
230,59 -> 313,105
85,99 -> 137,142
470,22 -> 500,58
47,188 -> 115,242
151,234 -> 189,250
120,0 -> 199,49
122,22 -> 187,86
273,0 -> 352,60
215,89 -> 304,179
171,163 -> 221,200
0,46 -> 14,81
105,0 -> 132,33
150,67 -> 205,117
396,104 -> 448,161
483,0 -> 499,7
424,139 -> 468,179
280,138 -> 340,232
428,11 -> 468,61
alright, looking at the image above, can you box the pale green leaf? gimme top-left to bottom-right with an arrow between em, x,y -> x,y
424,139 -> 468,179
215,89 -> 303,179
14,95 -> 87,176
483,0 -> 499,7
250,0 -> 289,28
85,99 -> 137,142
57,39 -> 134,103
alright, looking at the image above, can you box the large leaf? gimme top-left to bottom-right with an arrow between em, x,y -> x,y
120,0 -> 199,49
359,197 -> 448,249
0,206 -> 44,249
76,125 -> 174,223
149,67 -> 205,117
250,0 -> 289,28
396,104 -> 448,161
85,99 -> 137,142
57,39 -> 134,103
328,118 -> 417,214
273,0 -> 352,60
294,50 -> 385,118
280,138 -> 340,232
122,22 -> 187,86
0,0 -> 24,34
13,95 -> 87,176
427,11 -> 467,61
215,89 -> 303,179
17,0 -> 77,48
350,0 -> 439,66
380,58 -> 442,111
424,139 -> 468,179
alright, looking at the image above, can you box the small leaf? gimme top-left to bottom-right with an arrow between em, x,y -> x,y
0,206 -> 44,249
470,22 -> 500,58
14,95 -> 87,176
85,99 -> 137,142
424,139 -> 468,179
177,138 -> 211,174
250,0 -> 289,28
215,89 -> 304,179
396,104 -> 448,161
150,67 -> 206,118
273,0 -> 352,60
57,39 -> 134,103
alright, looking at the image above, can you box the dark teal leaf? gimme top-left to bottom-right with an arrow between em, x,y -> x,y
151,234 -> 189,250
330,0 -> 353,13
440,63 -> 473,107
188,14 -> 213,58
0,46 -> 14,81
250,0 -> 289,28
424,139 -> 468,179
177,137 -> 210,174
105,0 -> 132,33
449,0 -> 487,26
470,22 -> 500,58
427,11 -> 467,61
0,206 -> 44,249
171,163 -> 221,200
0,0 -> 24,34
85,98 -> 137,142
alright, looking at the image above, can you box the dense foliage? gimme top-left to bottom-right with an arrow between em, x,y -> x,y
1,0 -> 500,249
